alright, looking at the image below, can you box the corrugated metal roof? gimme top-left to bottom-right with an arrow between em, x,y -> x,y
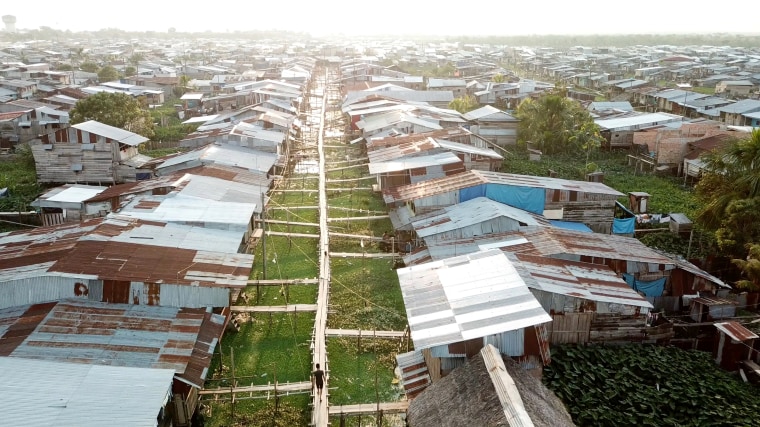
512,253 -> 653,308
0,299 -> 223,388
173,173 -> 267,205
0,218 -> 251,288
405,227 -> 675,268
32,184 -> 107,208
411,197 -> 548,239
116,193 -> 255,231
397,249 -> 551,350
395,350 -> 431,399
383,170 -> 623,204
435,139 -> 504,159
463,105 -> 518,121
715,321 -> 758,342
158,143 -> 278,174
595,113 -> 682,131
0,357 -> 174,427
369,151 -> 462,175
72,120 -> 149,145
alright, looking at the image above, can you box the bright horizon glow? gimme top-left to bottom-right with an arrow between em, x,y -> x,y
3,0 -> 760,38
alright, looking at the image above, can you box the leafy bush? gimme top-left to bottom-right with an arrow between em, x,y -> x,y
544,345 -> 760,427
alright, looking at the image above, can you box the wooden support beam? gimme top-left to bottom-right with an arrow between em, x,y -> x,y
327,215 -> 389,222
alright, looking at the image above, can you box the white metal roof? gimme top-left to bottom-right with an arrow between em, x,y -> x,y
96,216 -> 245,254
368,151 -> 461,175
72,120 -> 149,145
595,113 -> 682,131
397,249 -> 551,350
435,139 -> 504,159
117,193 -> 255,231
411,197 -> 546,238
32,184 -> 107,207
0,357 -> 174,427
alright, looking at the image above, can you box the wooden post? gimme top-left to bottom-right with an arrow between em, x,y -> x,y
357,329 -> 361,354
262,193 -> 267,280
230,347 -> 236,422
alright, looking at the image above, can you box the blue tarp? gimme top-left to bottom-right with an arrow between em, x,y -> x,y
485,184 -> 545,215
612,217 -> 636,235
550,220 -> 593,233
622,273 -> 666,297
459,184 -> 486,203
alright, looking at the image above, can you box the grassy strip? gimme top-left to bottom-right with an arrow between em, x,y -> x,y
326,337 -> 403,405
329,258 -> 406,332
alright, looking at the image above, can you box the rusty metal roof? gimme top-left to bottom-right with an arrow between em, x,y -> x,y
512,253 -> 653,308
0,299 -> 223,388
84,176 -> 177,203
367,128 -> 472,149
410,227 -> 674,267
715,321 -> 758,342
0,218 -> 251,287
383,170 -> 624,204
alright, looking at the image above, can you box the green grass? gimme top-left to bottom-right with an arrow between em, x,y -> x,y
0,146 -> 44,231
691,86 -> 715,95
329,258 -> 406,331
326,338 -> 403,405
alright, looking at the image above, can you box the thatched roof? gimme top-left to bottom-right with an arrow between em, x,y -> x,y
407,345 -> 575,427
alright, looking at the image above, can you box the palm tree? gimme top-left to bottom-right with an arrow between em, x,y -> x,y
697,129 -> 760,228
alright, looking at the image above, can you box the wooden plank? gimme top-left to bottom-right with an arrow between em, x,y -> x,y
329,232 -> 384,241
247,279 -> 319,285
325,329 -> 406,338
329,252 -> 397,259
266,231 -> 320,239
231,304 -> 317,313
328,401 -> 409,416
327,215 -> 389,222
255,219 -> 319,227
200,381 -> 312,395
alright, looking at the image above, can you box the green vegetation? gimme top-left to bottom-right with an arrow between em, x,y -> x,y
0,145 -> 41,214
544,345 -> 760,427
71,92 -> 155,138
696,129 -> 760,258
514,88 -> 603,156
448,94 -> 479,113
97,65 -> 120,82
691,86 -> 715,95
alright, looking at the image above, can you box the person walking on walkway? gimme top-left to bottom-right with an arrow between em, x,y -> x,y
312,363 -> 326,402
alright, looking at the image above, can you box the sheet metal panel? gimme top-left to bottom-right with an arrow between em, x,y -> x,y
1,357 -> 174,427
398,249 -> 551,350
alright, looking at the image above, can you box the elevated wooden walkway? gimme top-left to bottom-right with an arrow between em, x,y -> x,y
326,329 -> 405,338
199,381 -> 312,396
231,304 -> 317,313
328,401 -> 409,416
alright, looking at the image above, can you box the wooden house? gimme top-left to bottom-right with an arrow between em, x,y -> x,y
0,217 -> 252,310
383,170 -> 624,234
397,250 -> 552,378
463,105 -> 520,147
404,227 -> 729,312
714,322 -> 758,371
31,184 -> 107,226
32,120 -> 152,185
0,299 -> 226,426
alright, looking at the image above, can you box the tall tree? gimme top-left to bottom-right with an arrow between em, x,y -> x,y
70,92 -> 155,138
514,88 -> 600,155
97,65 -> 120,82
448,95 -> 478,114
696,129 -> 760,257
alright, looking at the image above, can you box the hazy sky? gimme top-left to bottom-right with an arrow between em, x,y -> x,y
4,0 -> 759,37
